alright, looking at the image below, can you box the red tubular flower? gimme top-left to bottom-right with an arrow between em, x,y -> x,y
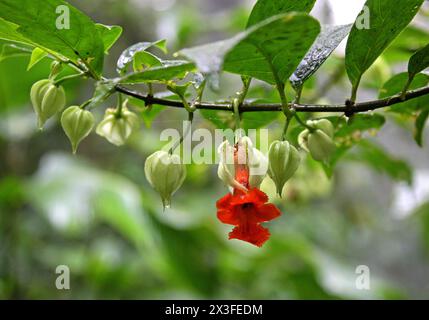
216,144 -> 282,247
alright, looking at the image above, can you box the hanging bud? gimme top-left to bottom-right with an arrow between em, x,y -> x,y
298,119 -> 336,162
217,136 -> 268,191
308,130 -> 336,162
61,106 -> 95,154
144,150 -> 187,209
30,79 -> 66,129
308,118 -> 334,138
298,129 -> 310,152
268,140 -> 301,196
96,107 -> 140,146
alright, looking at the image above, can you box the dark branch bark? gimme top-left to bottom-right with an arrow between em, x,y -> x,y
116,84 -> 429,114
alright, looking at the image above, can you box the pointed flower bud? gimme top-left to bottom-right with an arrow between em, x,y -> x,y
308,130 -> 336,162
268,140 -> 301,196
61,106 -> 95,154
298,119 -> 336,162
308,118 -> 334,137
30,79 -> 66,129
96,107 -> 140,146
217,136 -> 268,191
144,151 -> 186,209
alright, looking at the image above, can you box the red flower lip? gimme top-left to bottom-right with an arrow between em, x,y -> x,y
216,188 -> 282,247
216,138 -> 282,247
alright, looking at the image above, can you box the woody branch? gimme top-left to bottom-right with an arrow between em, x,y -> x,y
115,84 -> 429,114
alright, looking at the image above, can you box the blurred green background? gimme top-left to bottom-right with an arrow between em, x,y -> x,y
1,0 -> 429,299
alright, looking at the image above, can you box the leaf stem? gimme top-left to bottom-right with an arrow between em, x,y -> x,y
401,73 -> 414,100
350,77 -> 361,103
281,115 -> 293,141
53,72 -> 86,86
115,93 -> 124,117
169,111 -> 194,155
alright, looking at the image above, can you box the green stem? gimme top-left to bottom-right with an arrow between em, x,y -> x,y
237,77 -> 252,105
294,85 -> 303,104
281,115 -> 293,141
282,86 -> 303,140
81,60 -> 100,81
53,72 -> 85,86
294,113 -> 314,132
169,111 -> 194,155
80,99 -> 93,110
401,73 -> 414,100
115,93 -> 124,117
350,77 -> 361,103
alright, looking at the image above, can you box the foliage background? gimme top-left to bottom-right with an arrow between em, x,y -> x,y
1,0 -> 429,299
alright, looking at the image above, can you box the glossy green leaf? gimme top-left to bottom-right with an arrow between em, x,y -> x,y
117,40 -> 167,75
290,24 -> 352,89
133,51 -> 162,72
0,0 -> 105,75
246,0 -> 316,28
181,14 -> 320,85
409,43 -> 429,76
415,110 -> 429,147
224,13 -> 320,84
96,24 -> 123,54
27,47 -> 48,70
345,0 -> 424,89
120,61 -> 195,84
379,72 -> 429,114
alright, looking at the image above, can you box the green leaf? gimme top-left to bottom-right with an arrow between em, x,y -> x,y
88,79 -> 119,109
0,43 -> 32,62
27,47 -> 48,70
96,24 -> 123,54
335,114 -> 386,138
345,0 -> 424,89
348,140 -> 413,184
117,40 -> 167,75
409,43 -> 429,76
180,13 -> 320,85
379,72 -> 429,114
0,18 -> 31,44
246,0 -> 316,28
133,51 -> 162,72
415,110 -> 429,147
225,13 -> 320,84
290,24 -> 352,89
120,60 -> 195,84
154,39 -> 168,54
386,26 -> 429,64
0,0 -> 105,75
180,38 -> 238,77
